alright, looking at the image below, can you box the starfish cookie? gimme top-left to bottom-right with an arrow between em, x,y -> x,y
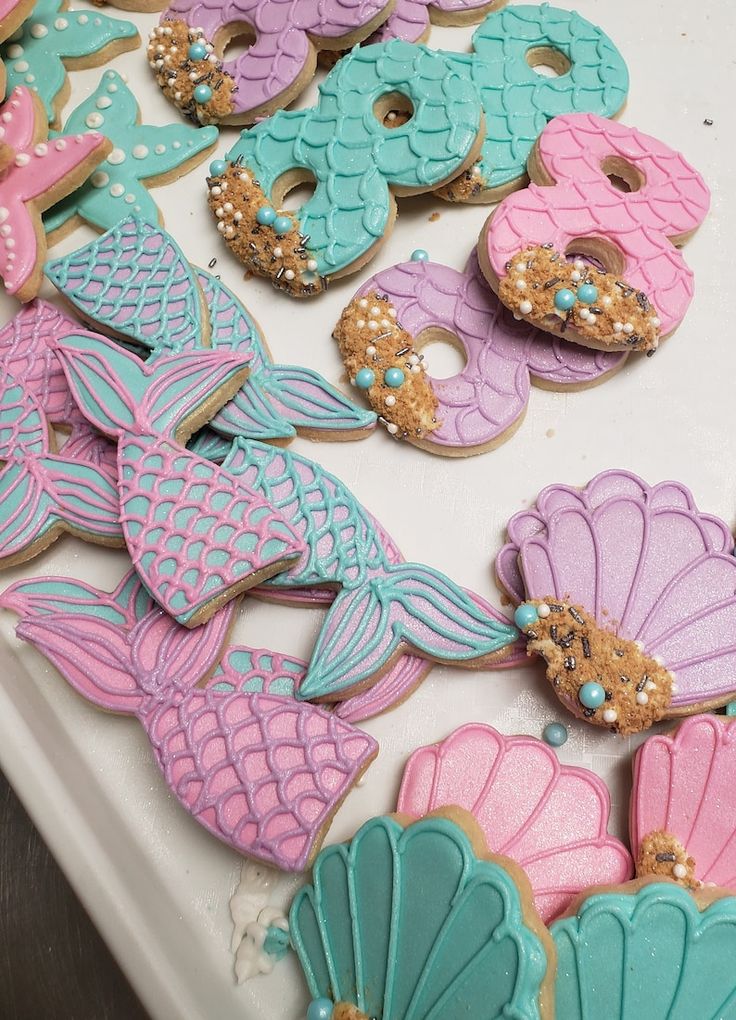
44,70 -> 218,243
1,0 -> 139,126
0,87 -> 111,301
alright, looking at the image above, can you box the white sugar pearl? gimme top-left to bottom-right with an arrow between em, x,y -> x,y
602,295 -> 612,307
233,211 -> 242,222
519,299 -> 533,315
381,319 -> 391,328
217,220 -> 225,232
571,270 -> 581,283
574,259 -> 585,271
273,246 -> 283,258
365,345 -> 376,356
623,323 -> 634,334
603,709 -> 617,724
284,270 -> 295,281
386,423 -> 399,435
385,395 -> 396,407
223,202 -> 233,212
636,691 -> 649,705
211,186 -> 222,196
645,679 -> 657,690
14,153 -> 29,167
537,603 -> 550,619
368,320 -> 378,330
356,319 -> 365,328
613,321 -> 623,333
515,279 -> 526,291
370,306 -> 380,316
34,143 -> 47,156
388,308 -> 397,318
515,262 -> 526,273
651,316 -> 661,327
215,207 -> 224,217
408,354 -> 419,365
358,299 -> 368,309
307,259 -> 317,272
672,863 -> 687,880
578,308 -> 591,320
411,364 -> 421,374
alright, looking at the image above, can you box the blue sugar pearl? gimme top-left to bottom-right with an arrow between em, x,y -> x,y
514,602 -> 539,630
307,999 -> 334,1020
579,681 -> 606,710
355,367 -> 376,389
411,248 -> 429,262
384,367 -> 405,388
208,159 -> 227,177
193,84 -> 212,104
727,702 -> 736,717
188,41 -> 207,60
554,288 -> 576,311
543,722 -> 568,748
273,215 -> 292,235
577,283 -> 599,304
256,205 -> 277,226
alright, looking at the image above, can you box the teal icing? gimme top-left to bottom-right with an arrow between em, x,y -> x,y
224,40 -> 483,276
44,71 -> 218,236
290,814 -> 548,1020
439,4 -> 629,193
1,0 -> 139,125
552,882 -> 736,1019
0,461 -> 57,546
263,926 -> 290,961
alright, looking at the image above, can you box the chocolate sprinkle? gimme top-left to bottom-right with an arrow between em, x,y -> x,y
569,607 -> 585,625
656,852 -> 677,862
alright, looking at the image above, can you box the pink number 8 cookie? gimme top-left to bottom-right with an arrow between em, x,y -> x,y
147,0 -> 395,124
480,113 -> 710,354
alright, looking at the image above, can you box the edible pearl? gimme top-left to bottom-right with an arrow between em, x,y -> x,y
672,863 -> 688,880
386,422 -> 399,435
603,709 -> 618,724
613,322 -> 623,333
284,269 -> 295,281
365,345 -> 376,356
579,682 -> 606,710
306,259 -> 318,272
515,279 -> 527,291
636,691 -> 649,705
542,722 -> 568,748
537,603 -> 550,619
385,395 -> 396,407
623,323 -> 634,334
519,299 -> 533,315
514,603 -> 539,629
273,247 -> 283,258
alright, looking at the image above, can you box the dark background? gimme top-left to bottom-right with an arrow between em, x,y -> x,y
0,770 -> 148,1020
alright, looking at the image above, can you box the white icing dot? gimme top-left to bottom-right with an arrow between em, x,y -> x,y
124,193 -> 136,204
154,144 -> 166,154
30,23 -> 48,38
672,863 -> 688,880
85,112 -> 104,128
110,183 -> 125,197
636,691 -> 649,705
6,44 -> 23,58
107,148 -> 126,165
76,14 -> 88,24
603,709 -> 618,724
613,322 -> 623,333
34,143 -> 47,156
284,269 -> 295,281
96,96 -> 112,109
0,209 -> 8,224
385,395 -> 396,407
623,323 -> 634,334
132,145 -> 149,159
537,603 -> 550,618
14,61 -> 29,73
91,170 -> 109,188
107,83 -> 118,93
519,299 -> 532,315
24,74 -> 34,83
5,238 -> 14,248
173,142 -> 182,150
515,279 -> 526,291
358,299 -> 368,309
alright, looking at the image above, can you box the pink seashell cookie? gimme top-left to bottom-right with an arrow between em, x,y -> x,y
498,471 -> 736,734
397,722 -> 632,921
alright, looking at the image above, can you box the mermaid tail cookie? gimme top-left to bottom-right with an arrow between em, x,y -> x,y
1,573 -> 378,871
50,331 -> 304,625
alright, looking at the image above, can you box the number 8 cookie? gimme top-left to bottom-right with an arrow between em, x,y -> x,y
479,113 -> 711,353
207,40 -> 484,296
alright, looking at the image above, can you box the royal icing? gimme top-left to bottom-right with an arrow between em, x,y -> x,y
552,882 -> 736,1020
148,0 -> 393,123
0,0 -> 34,45
0,87 -> 110,301
0,367 -> 122,565
497,470 -> 736,733
290,812 -> 552,1020
336,251 -> 623,451
44,71 -> 218,241
0,573 -> 377,871
231,862 -> 291,982
50,331 -> 305,626
397,723 -> 632,922
631,715 -> 736,890
208,40 -> 483,295
370,0 -> 499,45
1,0 -> 139,125
221,438 -> 519,699
483,113 -> 710,349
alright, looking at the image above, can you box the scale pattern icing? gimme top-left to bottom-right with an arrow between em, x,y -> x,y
370,0 -> 497,44
497,470 -> 736,712
0,573 -> 377,871
632,715 -> 736,889
552,883 -> 736,1020
486,113 -> 710,334
290,813 -> 551,1019
397,723 -> 632,921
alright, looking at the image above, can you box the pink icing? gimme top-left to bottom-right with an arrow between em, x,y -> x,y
370,0 -> 493,43
0,88 -> 109,299
397,722 -> 632,921
0,575 -> 377,871
0,0 -> 32,41
496,470 -> 736,709
354,252 -> 622,452
631,715 -> 736,889
485,113 -> 710,336
160,0 -> 391,116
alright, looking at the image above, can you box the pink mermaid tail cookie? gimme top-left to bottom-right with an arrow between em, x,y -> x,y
397,722 -> 632,921
335,251 -> 624,453
147,0 -> 394,125
498,470 -> 736,734
50,331 -> 305,626
481,113 -> 710,353
631,714 -> 736,891
0,573 -> 377,871
0,87 -> 111,301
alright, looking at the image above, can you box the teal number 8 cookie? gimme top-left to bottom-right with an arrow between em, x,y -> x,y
206,39 -> 484,298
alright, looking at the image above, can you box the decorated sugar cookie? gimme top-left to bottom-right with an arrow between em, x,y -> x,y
480,113 -> 710,351
0,87 -> 111,301
207,40 -> 484,296
147,0 -> 394,125
46,217 -> 377,441
552,881 -> 736,1020
44,71 -> 218,243
290,811 -> 555,1020
0,573 -> 377,871
372,0 -> 503,44
397,723 -> 632,922
631,714 -> 736,891
1,0 -> 140,127
335,251 -> 623,453
497,470 -> 736,734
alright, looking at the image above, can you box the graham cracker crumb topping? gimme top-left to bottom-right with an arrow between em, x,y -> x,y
637,830 -> 699,890
147,21 -> 235,124
436,159 -> 486,201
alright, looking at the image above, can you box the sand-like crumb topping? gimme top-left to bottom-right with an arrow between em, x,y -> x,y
333,1005 -> 369,1020
206,164 -> 325,297
498,246 -> 661,352
436,159 -> 486,201
637,830 -> 699,890
147,22 -> 235,124
520,599 -> 673,734
334,291 -> 440,440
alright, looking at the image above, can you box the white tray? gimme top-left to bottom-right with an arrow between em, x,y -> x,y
0,1 -> 731,1016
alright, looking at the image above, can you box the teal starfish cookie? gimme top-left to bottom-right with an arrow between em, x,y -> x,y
44,71 -> 218,243
0,0 -> 140,126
